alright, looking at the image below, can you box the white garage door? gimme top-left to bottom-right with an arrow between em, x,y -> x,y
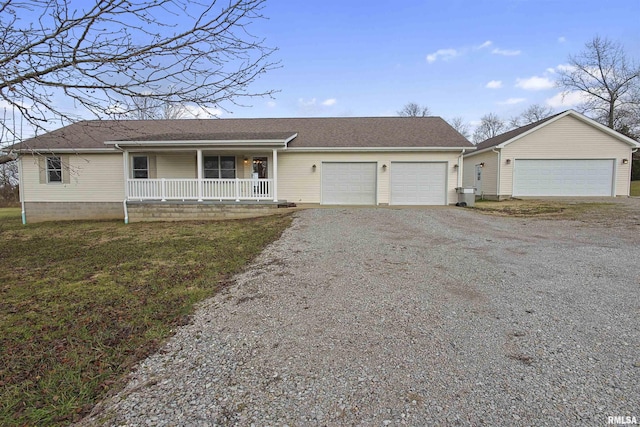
390,162 -> 447,205
322,162 -> 377,205
513,159 -> 614,196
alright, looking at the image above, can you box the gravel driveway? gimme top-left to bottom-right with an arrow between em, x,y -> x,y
82,203 -> 640,426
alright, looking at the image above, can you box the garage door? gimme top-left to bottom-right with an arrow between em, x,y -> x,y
390,162 -> 447,205
513,159 -> 614,196
322,162 -> 377,205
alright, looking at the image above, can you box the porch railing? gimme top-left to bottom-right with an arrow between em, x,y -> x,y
127,178 -> 274,201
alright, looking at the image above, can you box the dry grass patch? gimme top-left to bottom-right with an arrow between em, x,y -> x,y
472,199 -> 617,218
0,210 -> 292,426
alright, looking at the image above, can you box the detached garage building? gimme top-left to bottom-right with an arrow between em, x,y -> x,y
463,110 -> 640,199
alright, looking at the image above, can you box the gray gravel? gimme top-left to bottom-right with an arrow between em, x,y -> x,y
79,203 -> 640,426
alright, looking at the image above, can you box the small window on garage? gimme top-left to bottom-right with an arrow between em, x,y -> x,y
132,156 -> 149,179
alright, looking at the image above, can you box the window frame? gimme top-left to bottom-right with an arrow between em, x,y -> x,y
203,155 -> 236,179
46,156 -> 63,183
132,155 -> 149,179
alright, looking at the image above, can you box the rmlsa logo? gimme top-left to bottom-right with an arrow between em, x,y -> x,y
608,416 -> 638,425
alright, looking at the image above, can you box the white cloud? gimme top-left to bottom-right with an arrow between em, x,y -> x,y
184,105 -> 221,118
477,40 -> 492,49
298,97 -> 337,107
266,101 -> 277,108
486,80 -> 503,89
492,48 -> 521,56
426,48 -> 460,63
545,91 -> 587,108
558,36 -> 566,43
298,97 -> 317,107
296,97 -> 338,115
515,76 -> 555,91
555,63 -> 575,72
498,97 -> 526,105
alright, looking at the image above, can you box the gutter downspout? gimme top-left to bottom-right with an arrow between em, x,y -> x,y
631,148 -> 639,196
17,154 -> 26,225
492,147 -> 501,200
457,149 -> 466,188
114,144 -> 129,224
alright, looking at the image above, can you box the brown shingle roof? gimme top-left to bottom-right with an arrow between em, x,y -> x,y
13,117 -> 473,151
474,112 -> 564,150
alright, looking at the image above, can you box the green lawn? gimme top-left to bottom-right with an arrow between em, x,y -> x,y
631,181 -> 640,197
0,210 -> 292,426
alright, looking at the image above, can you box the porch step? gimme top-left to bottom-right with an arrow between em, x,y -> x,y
127,201 -> 286,222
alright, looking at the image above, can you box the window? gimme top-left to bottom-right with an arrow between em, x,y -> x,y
204,156 -> 236,179
132,156 -> 149,179
46,156 -> 62,183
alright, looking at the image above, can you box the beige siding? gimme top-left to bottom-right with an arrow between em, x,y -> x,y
463,150 -> 498,197
21,153 -> 124,202
501,115 -> 633,196
277,151 -> 462,204
156,153 -> 196,178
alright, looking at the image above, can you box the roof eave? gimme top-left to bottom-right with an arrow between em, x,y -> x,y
463,146 -> 499,157
104,139 -> 290,147
285,146 -> 476,152
12,147 -> 118,154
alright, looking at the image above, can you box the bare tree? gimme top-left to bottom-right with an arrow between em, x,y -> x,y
509,104 -> 556,128
556,36 -> 640,131
0,159 -> 18,205
447,116 -> 471,139
472,113 -> 507,143
116,96 -> 191,120
0,0 -> 279,146
398,102 -> 431,117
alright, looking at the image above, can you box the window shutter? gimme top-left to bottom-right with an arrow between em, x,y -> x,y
61,155 -> 70,184
38,156 -> 46,184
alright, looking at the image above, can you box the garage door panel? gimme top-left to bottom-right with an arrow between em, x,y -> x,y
390,162 -> 447,205
322,162 -> 376,205
513,159 -> 614,196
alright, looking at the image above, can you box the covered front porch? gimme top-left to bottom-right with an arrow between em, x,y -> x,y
109,132 -> 296,203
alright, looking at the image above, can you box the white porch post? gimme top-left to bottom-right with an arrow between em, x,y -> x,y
197,149 -> 203,202
272,148 -> 278,202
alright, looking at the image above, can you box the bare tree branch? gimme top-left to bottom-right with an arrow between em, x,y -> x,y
0,0 -> 279,146
509,104 -> 555,128
472,113 -> 506,144
447,116 -> 470,139
397,102 -> 431,117
556,36 -> 640,131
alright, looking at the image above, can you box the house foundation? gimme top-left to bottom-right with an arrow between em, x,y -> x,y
126,201 -> 285,222
24,202 -> 124,223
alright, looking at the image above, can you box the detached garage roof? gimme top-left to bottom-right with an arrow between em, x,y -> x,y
468,110 -> 640,156
13,116 -> 474,152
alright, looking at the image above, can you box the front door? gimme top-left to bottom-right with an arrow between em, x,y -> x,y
252,157 -> 268,179
252,157 -> 268,196
474,164 -> 482,190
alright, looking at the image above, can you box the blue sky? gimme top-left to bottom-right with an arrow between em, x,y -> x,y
223,0 -> 640,126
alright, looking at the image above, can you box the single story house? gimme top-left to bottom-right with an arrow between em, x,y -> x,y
10,117 -> 475,222
463,110 -> 640,200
